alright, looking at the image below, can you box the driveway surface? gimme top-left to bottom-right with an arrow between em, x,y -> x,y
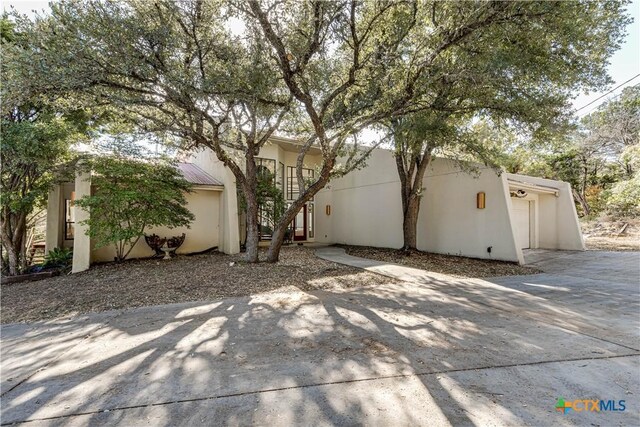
1,249 -> 638,426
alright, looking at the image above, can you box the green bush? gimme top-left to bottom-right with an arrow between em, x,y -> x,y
44,247 -> 73,268
606,174 -> 640,218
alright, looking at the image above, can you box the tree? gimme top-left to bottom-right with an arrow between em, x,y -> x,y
238,167 -> 285,246
386,1 -> 629,249
10,1 -> 630,260
6,1 -> 294,262
485,85 -> 638,218
0,109 -> 79,275
0,18 -> 85,275
582,85 -> 640,177
7,0 -> 426,262
74,157 -> 194,262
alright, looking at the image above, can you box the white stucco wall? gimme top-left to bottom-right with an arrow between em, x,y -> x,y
91,189 -> 221,263
72,171 -> 92,273
317,148 -> 523,263
322,149 -> 404,248
419,160 -> 522,263
45,185 -> 62,253
190,148 -> 240,254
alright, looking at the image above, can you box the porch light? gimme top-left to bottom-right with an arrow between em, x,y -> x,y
477,192 -> 486,209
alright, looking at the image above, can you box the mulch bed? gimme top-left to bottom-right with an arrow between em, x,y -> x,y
341,245 -> 541,278
1,270 -> 60,285
0,247 -> 396,324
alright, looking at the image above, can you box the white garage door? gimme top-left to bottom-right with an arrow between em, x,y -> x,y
512,198 -> 530,249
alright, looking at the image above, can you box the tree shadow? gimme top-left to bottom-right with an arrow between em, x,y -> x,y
1,264 -> 637,426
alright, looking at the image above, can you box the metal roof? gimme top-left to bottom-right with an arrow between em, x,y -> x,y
176,163 -> 223,187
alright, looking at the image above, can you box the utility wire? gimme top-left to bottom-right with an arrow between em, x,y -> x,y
574,74 -> 640,113
577,91 -> 623,118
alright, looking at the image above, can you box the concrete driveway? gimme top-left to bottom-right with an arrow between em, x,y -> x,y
1,249 -> 638,426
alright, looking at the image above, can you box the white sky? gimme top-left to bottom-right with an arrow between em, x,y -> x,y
5,0 -> 640,117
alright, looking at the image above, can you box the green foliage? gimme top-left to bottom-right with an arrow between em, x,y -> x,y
43,247 -> 73,268
238,168 -> 286,235
4,1 -> 632,259
74,157 -> 195,261
606,174 -> 640,218
1,112 -> 77,214
0,16 -> 91,275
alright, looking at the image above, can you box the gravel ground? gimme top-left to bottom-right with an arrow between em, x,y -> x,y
1,247 -> 397,324
341,245 -> 541,278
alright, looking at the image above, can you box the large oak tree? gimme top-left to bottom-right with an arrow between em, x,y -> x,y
8,0 -> 630,260
386,0 -> 629,249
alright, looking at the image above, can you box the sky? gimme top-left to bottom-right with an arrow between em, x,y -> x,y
4,0 -> 640,117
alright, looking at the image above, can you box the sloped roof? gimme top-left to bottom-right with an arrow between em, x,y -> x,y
176,163 -> 223,187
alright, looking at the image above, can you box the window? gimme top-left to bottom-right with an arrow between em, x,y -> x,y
258,202 -> 273,240
64,198 -> 75,240
255,158 -> 276,184
254,158 -> 280,241
287,166 -> 314,200
278,162 -> 284,192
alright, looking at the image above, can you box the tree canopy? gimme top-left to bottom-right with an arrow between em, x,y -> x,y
1,17 -> 92,275
3,0 -> 633,258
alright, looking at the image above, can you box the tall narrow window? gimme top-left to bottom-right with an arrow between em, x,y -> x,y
64,197 -> 75,240
287,166 -> 314,200
278,162 -> 285,192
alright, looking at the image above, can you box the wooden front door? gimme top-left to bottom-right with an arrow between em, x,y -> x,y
293,204 -> 307,241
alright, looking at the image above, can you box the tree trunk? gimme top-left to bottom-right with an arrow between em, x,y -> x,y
1,211 -> 27,275
266,197 -> 305,263
402,195 -> 420,251
396,148 -> 432,251
266,165 -> 334,263
242,155 -> 260,263
4,243 -> 20,276
244,190 -> 260,263
572,188 -> 590,216
266,221 -> 288,263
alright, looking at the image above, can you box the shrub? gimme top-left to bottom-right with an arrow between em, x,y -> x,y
74,157 -> 194,261
606,174 -> 640,218
43,247 -> 73,268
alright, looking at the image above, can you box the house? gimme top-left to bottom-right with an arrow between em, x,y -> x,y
45,162 -> 226,272
45,136 -> 584,272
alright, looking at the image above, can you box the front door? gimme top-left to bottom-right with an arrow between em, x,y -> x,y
293,204 -> 307,241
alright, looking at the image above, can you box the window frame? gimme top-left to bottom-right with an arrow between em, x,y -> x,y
64,198 -> 75,240
286,166 -> 314,200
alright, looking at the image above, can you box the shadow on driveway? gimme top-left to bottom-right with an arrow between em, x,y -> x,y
1,250 -> 638,426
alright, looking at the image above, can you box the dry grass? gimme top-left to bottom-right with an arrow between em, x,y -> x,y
341,245 -> 541,278
0,247 -> 396,324
582,218 -> 640,252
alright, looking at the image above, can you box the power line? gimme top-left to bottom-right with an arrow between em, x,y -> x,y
577,91 -> 623,118
574,74 -> 640,113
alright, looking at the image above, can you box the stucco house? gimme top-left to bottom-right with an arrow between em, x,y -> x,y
45,136 -> 585,272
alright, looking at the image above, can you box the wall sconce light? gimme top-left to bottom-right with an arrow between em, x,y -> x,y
325,205 -> 331,216
477,192 -> 486,209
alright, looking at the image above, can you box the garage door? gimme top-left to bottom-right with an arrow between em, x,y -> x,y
512,198 -> 530,249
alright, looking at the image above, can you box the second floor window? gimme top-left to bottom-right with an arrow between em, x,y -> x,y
255,158 -> 276,184
287,166 -> 314,200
